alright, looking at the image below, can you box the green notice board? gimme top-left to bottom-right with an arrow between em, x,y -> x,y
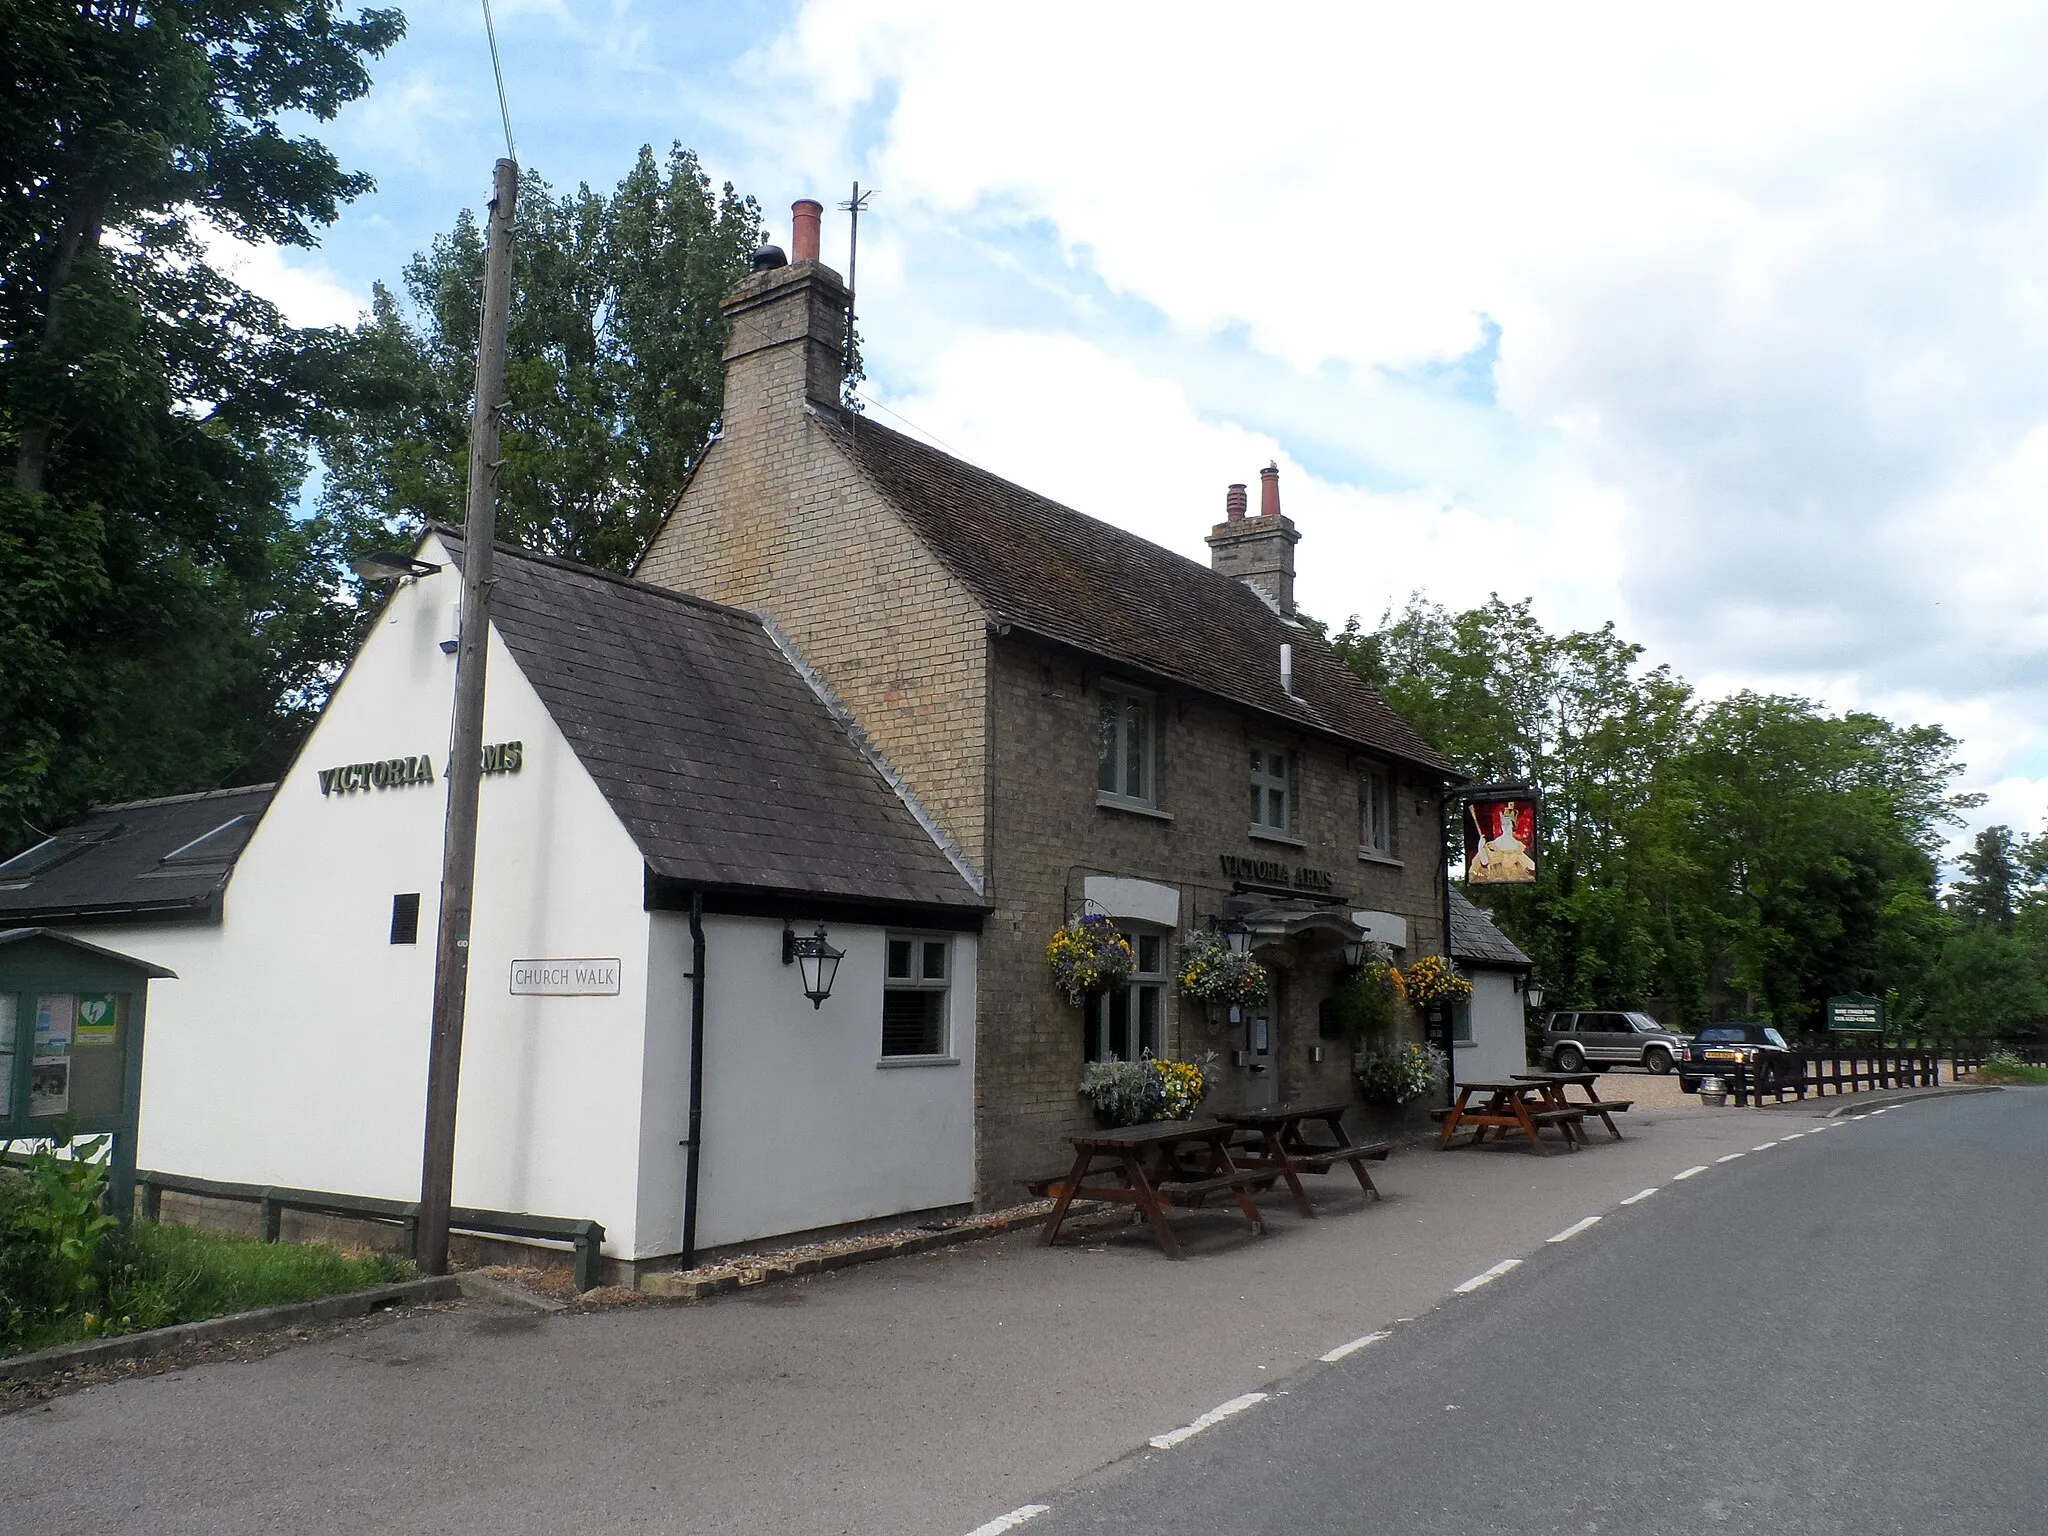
1827,994 -> 1884,1032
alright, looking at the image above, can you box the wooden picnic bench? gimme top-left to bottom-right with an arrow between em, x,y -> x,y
1214,1100 -> 1392,1217
1513,1072 -> 1633,1140
1436,1080 -> 1586,1153
1037,1120 -> 1270,1259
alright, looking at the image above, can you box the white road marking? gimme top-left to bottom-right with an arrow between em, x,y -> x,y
1674,1165 -> 1709,1180
1781,1132 -> 1806,1139
1620,1188 -> 1659,1205
966,1504 -> 1051,1534
1454,1259 -> 1523,1294
1320,1330 -> 1392,1363
1753,1142 -> 1779,1151
1148,1392 -> 1269,1450
1717,1153 -> 1746,1163
1548,1216 -> 1602,1243
1871,1107 -> 1890,1114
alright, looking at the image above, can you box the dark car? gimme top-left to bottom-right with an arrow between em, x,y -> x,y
1679,1024 -> 1799,1094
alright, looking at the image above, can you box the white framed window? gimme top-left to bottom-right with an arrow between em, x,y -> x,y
882,934 -> 951,1059
1097,684 -> 1157,808
1452,998 -> 1474,1047
1085,931 -> 1166,1063
1359,764 -> 1395,858
1250,744 -> 1292,835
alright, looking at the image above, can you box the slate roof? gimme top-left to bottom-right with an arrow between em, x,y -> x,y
816,412 -> 1455,776
1449,888 -> 1533,970
439,530 -> 983,912
0,784 -> 274,926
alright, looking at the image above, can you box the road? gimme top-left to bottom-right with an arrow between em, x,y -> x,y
1,1087 -> 2033,1535
1022,1090 -> 2048,1535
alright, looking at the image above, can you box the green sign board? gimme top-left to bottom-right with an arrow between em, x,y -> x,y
1827,994 -> 1884,1032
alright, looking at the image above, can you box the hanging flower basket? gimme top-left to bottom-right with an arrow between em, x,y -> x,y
1046,913 -> 1135,1004
1398,954 -> 1472,1007
1354,1042 -> 1448,1105
1176,930 -> 1270,1008
1078,1053 -> 1216,1126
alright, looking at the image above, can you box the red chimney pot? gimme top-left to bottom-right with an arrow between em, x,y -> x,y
1225,483 -> 1248,522
791,199 -> 823,263
1259,462 -> 1281,518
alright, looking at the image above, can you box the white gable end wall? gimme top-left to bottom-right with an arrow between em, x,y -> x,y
77,535 -> 656,1255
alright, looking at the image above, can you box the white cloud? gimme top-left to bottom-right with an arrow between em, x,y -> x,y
195,226 -> 370,328
741,0 -> 2048,840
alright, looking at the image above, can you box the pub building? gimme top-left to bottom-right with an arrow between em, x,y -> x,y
0,198 -> 1541,1275
633,199 -> 1490,1201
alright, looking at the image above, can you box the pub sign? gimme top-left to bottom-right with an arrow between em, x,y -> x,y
1463,793 -> 1538,886
1826,994 -> 1884,1033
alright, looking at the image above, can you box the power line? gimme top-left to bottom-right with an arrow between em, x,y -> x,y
480,0 -> 518,162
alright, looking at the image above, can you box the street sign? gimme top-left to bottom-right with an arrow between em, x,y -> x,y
1827,994 -> 1884,1032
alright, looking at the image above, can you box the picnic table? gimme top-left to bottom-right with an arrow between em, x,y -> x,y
1512,1071 -> 1634,1140
1038,1120 -> 1269,1259
1214,1100 -> 1393,1218
1435,1079 -> 1586,1153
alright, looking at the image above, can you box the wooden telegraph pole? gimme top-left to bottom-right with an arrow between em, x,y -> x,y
418,157 -> 517,1275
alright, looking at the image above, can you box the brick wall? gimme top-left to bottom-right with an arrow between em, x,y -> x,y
636,264 -> 991,872
976,637 -> 1446,1198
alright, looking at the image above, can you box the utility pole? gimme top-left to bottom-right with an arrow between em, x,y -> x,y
418,156 -> 517,1276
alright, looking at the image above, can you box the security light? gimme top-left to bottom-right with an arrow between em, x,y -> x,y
351,551 -> 443,582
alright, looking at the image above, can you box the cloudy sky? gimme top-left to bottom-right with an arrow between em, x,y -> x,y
241,0 -> 2048,855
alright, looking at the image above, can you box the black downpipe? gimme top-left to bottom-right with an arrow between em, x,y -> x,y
681,890 -> 707,1269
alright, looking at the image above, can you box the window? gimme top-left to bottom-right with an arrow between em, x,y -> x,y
1452,998 -> 1474,1047
883,934 -> 951,1058
1359,765 -> 1395,858
1085,931 -> 1166,1062
1249,745 -> 1292,835
390,893 -> 421,945
0,995 -> 15,1119
1097,684 -> 1157,807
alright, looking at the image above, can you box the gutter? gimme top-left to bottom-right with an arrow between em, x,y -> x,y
680,891 -> 707,1270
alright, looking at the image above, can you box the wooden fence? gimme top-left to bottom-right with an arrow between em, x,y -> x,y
1714,1047 -> 1942,1107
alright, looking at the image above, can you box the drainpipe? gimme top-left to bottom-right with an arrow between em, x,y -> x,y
1440,790 -> 1458,1109
680,890 -> 707,1269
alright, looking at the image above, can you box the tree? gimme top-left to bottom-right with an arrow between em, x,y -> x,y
0,0 -> 403,852
1949,826 -> 2020,928
316,146 -> 761,573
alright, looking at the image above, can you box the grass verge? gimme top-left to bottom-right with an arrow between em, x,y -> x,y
7,1221 -> 412,1357
1975,1063 -> 2048,1085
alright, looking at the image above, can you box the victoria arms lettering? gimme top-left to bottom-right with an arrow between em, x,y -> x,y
1217,854 -> 1336,893
318,742 -> 523,797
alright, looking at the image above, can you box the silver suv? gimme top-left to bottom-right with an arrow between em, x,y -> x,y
1543,1010 -> 1692,1074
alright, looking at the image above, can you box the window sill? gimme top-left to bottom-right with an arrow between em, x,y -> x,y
1096,794 -> 1174,822
1248,828 -> 1307,848
876,1055 -> 960,1069
1452,1038 -> 1476,1050
1357,849 -> 1403,868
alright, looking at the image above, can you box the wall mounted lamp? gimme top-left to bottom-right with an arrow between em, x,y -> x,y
351,551 -> 443,583
782,923 -> 844,1009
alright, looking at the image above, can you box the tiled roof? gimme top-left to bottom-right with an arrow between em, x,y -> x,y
440,531 -> 983,912
817,412 -> 1455,776
1449,888 -> 1533,969
0,784 -> 274,926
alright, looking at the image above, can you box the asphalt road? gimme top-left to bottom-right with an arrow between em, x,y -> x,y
1022,1090 -> 2048,1536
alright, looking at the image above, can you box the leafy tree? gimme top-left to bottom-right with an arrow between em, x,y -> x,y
0,0 -> 403,853
1949,825 -> 2020,928
316,146 -> 761,573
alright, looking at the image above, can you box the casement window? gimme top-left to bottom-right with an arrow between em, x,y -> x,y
1249,744 -> 1293,836
1085,931 -> 1166,1063
882,934 -> 951,1058
1359,764 -> 1396,859
390,893 -> 422,945
1097,684 -> 1158,809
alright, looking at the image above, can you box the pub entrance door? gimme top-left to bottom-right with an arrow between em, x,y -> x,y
1244,973 -> 1281,1106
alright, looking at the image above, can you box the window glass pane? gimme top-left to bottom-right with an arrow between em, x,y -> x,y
882,989 -> 945,1056
922,940 -> 947,980
1084,995 -> 1105,1062
0,994 -> 14,1119
1136,934 -> 1161,975
1108,988 -> 1132,1061
1125,698 -> 1147,799
1452,1001 -> 1473,1044
1137,986 -> 1161,1056
1268,786 -> 1287,829
1249,784 -> 1263,823
1250,747 -> 1262,775
1098,699 -> 1120,793
887,939 -> 912,980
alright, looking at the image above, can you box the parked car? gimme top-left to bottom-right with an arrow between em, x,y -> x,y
1678,1024 -> 1800,1094
1543,1010 -> 1693,1074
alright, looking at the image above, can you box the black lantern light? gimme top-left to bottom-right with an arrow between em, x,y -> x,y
782,923 -> 844,1009
1341,936 -> 1370,970
1218,918 -> 1253,957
